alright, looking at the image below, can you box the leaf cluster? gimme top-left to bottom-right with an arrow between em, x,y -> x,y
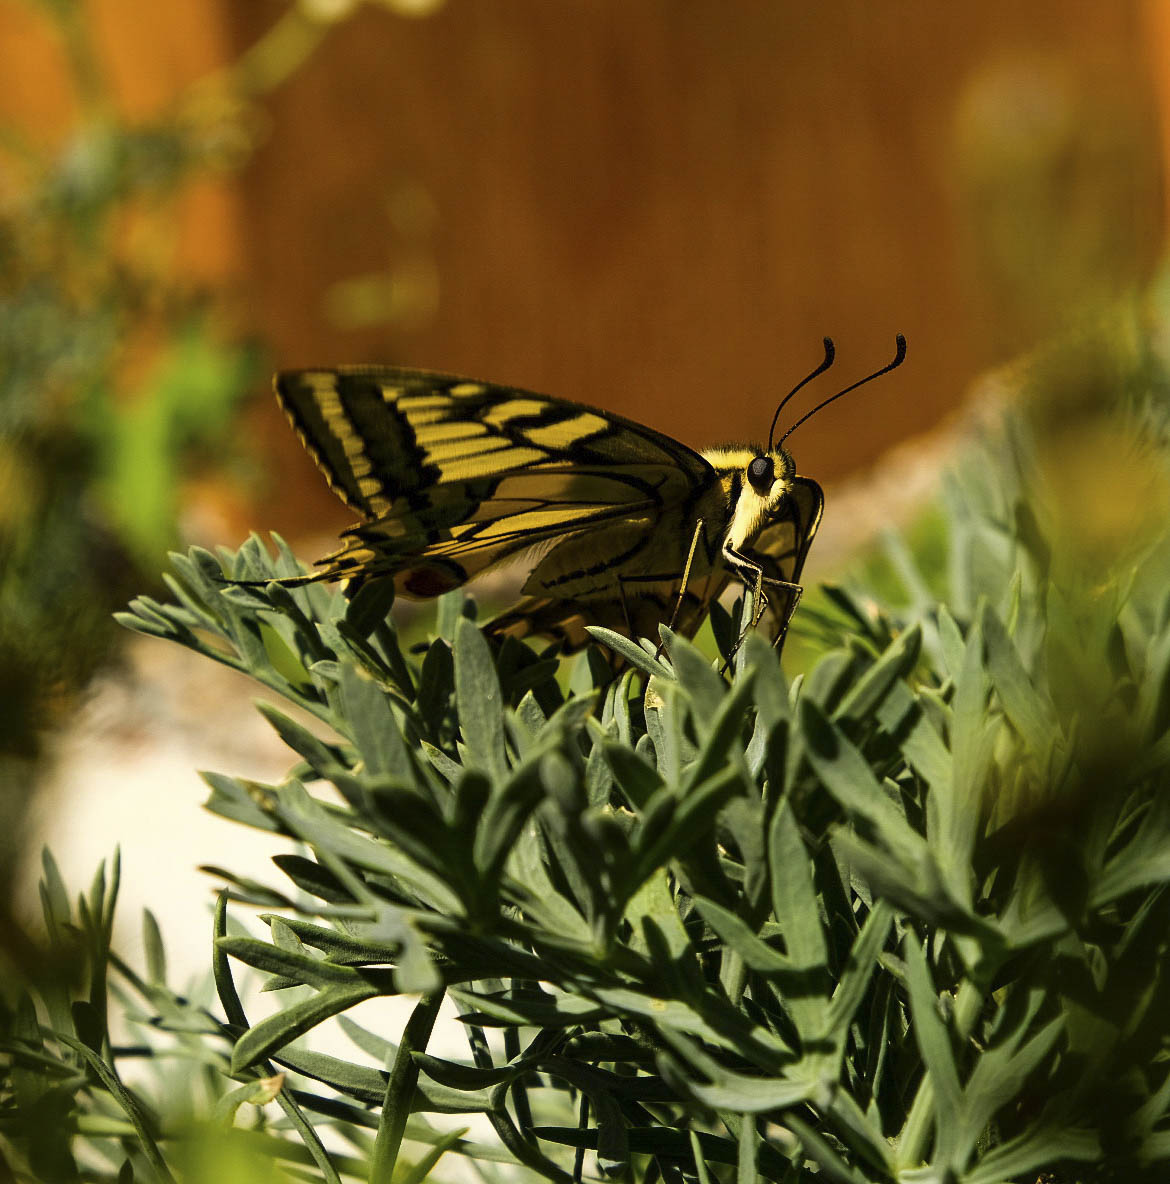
7,408 -> 1170,1182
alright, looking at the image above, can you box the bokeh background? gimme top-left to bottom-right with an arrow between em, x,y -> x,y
2,0 -> 1168,971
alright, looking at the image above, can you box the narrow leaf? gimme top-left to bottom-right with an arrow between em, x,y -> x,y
455,617 -> 507,778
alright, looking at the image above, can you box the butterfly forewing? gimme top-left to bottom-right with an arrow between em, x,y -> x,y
278,368 -> 709,501
274,369 -> 741,635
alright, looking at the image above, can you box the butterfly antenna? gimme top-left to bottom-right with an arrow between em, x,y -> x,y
778,333 -> 907,448
767,337 -> 836,453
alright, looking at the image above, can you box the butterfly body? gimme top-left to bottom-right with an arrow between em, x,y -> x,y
274,366 -> 827,650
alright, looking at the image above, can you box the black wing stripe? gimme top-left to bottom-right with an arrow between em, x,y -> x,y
334,374 -> 436,510
275,372 -> 375,514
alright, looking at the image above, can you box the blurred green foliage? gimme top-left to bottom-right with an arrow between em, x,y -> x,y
0,0 -> 258,821
0,0 -> 450,822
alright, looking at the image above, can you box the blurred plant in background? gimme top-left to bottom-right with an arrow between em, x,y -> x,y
0,18 -> 254,966
0,0 -> 451,940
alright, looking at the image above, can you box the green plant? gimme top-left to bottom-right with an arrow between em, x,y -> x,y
7,391 -> 1170,1181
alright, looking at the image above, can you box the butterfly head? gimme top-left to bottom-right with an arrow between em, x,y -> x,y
699,444 -> 798,552
746,449 -> 797,510
724,335 -> 906,550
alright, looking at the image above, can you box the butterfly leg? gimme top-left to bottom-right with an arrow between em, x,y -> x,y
769,580 -> 804,651
750,575 -> 804,654
669,518 -> 706,631
721,541 -> 768,624
716,542 -> 763,668
615,573 -> 637,638
654,518 -> 707,657
721,541 -> 805,663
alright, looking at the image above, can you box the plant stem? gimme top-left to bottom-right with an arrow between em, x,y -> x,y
369,989 -> 446,1184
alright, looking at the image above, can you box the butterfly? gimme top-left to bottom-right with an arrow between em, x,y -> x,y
272,335 -> 905,652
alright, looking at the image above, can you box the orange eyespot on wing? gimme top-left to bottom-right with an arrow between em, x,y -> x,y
401,564 -> 465,599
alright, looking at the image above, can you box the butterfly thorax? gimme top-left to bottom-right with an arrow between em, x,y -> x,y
699,445 -> 798,552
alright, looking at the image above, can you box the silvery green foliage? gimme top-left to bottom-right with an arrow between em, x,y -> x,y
8,413 -> 1170,1183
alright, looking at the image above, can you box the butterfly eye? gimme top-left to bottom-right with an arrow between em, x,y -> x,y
747,455 -> 774,494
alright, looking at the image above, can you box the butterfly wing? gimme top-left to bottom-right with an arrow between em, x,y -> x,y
275,368 -> 722,617
751,476 -> 825,640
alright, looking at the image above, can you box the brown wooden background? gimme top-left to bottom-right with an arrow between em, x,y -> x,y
4,0 -> 1166,538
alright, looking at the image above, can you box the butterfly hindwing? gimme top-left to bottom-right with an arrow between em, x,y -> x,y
753,477 -> 824,582
751,475 -> 825,639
